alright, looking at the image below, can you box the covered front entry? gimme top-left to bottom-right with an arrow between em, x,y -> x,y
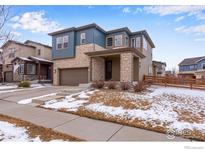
86,47 -> 144,82
60,67 -> 88,86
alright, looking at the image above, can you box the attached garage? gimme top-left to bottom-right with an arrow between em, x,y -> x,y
4,71 -> 13,82
60,67 -> 88,86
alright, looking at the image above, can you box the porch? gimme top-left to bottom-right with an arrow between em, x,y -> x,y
12,57 -> 53,82
85,47 -> 145,82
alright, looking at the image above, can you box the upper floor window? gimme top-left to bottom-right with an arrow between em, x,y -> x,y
202,64 -> 205,69
80,33 -> 86,44
106,37 -> 113,47
37,49 -> 41,56
114,35 -> 122,47
143,36 -> 148,50
8,48 -> 15,58
63,35 -> 69,48
131,38 -> 135,47
135,37 -> 141,48
56,35 -> 69,50
125,37 -> 129,46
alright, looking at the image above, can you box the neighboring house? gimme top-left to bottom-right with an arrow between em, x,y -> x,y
178,56 -> 205,79
0,40 -> 52,82
152,61 -> 166,76
0,50 -> 2,82
49,23 -> 155,86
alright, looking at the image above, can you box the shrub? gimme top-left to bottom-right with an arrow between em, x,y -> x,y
18,81 -> 31,88
91,80 -> 105,89
106,81 -> 117,89
120,82 -> 131,91
134,81 -> 146,92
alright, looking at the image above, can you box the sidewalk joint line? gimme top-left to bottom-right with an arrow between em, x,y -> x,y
52,116 -> 81,129
107,125 -> 124,141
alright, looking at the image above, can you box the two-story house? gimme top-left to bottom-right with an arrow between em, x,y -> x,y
49,23 -> 155,86
178,56 -> 205,79
152,61 -> 166,76
0,50 -> 2,82
1,40 -> 53,82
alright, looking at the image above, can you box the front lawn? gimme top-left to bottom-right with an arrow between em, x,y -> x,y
39,85 -> 205,141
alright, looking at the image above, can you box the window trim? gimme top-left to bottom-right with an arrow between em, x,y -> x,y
80,32 -> 86,44
56,35 -> 69,50
27,63 -> 36,75
114,34 -> 123,47
106,37 -> 113,47
131,38 -> 136,47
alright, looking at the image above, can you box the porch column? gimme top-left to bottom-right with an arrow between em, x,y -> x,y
120,53 -> 134,82
38,62 -> 41,81
91,57 -> 105,81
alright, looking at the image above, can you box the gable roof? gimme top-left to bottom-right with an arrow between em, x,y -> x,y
24,40 -> 52,49
48,23 -> 155,48
48,23 -> 106,36
1,40 -> 35,49
178,56 -> 205,66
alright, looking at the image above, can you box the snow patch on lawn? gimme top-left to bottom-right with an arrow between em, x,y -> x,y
41,86 -> 205,137
43,90 -> 98,111
17,93 -> 57,104
0,121 -> 41,141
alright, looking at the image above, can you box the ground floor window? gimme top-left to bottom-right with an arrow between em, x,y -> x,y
19,64 -> 24,74
27,64 -> 36,75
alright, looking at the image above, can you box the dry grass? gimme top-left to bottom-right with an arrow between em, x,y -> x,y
89,90 -> 151,110
40,89 -> 205,141
0,114 -> 82,141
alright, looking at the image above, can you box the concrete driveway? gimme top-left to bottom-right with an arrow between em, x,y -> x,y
0,86 -> 191,141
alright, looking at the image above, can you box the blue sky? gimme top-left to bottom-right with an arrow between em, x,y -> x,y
7,5 -> 205,70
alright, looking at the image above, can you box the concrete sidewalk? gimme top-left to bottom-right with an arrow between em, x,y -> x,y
0,100 -> 190,141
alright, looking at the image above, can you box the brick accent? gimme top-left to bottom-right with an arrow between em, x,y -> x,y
53,44 -> 105,85
120,53 -> 133,82
91,57 -> 105,81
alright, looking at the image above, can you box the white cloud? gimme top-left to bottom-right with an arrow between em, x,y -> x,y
133,8 -> 143,14
194,38 -> 205,42
175,25 -> 205,35
144,5 -> 205,20
10,31 -> 21,37
11,11 -> 61,33
122,7 -> 131,13
175,16 -> 185,22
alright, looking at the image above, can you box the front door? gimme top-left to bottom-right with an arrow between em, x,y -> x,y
105,60 -> 112,80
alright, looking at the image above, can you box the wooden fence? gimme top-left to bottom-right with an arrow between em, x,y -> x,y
143,75 -> 205,89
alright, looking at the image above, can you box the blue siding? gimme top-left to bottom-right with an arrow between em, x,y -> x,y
179,64 -> 197,71
179,58 -> 205,72
76,28 -> 94,45
94,29 -> 105,47
52,31 -> 75,59
197,59 -> 205,69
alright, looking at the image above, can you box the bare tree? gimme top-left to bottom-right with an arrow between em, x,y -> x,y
0,6 -> 13,45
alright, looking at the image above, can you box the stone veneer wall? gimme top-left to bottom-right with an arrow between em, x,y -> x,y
53,43 -> 105,85
120,53 -> 134,82
91,57 -> 105,81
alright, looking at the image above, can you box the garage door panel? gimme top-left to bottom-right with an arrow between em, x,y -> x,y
60,68 -> 88,86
